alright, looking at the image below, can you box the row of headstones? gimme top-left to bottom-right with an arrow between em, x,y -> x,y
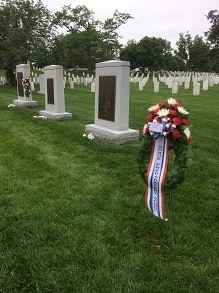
135,71 -> 219,95
12,61 -> 139,145
159,72 -> 219,95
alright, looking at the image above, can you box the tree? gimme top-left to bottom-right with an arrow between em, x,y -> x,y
0,0 -> 54,86
52,5 -> 133,69
205,10 -> 219,71
120,36 -> 173,71
175,32 -> 212,71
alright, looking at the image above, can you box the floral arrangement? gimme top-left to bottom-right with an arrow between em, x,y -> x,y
138,97 -> 192,188
83,133 -> 95,140
22,77 -> 31,98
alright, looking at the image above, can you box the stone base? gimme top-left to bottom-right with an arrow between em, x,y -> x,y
13,99 -> 37,108
85,124 -> 139,145
39,110 -> 72,121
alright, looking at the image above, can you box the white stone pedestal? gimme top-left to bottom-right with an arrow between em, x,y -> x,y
85,60 -> 139,144
13,64 -> 37,108
39,65 -> 72,121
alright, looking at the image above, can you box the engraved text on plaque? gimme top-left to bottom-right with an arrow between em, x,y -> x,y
47,78 -> 54,105
17,72 -> 24,97
98,76 -> 116,122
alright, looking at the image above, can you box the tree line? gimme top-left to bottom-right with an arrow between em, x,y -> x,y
0,0 -> 218,86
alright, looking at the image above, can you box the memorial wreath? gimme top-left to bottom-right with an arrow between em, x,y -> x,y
138,97 -> 192,219
22,77 -> 31,98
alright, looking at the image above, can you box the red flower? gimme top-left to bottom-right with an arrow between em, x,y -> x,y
181,118 -> 188,125
172,117 -> 181,125
169,109 -> 177,116
172,129 -> 181,139
159,102 -> 166,108
146,114 -> 154,122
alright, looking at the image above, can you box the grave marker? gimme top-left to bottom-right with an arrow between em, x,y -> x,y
86,60 -> 139,144
13,64 -> 37,107
39,65 -> 72,120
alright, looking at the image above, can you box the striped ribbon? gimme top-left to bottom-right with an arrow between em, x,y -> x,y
145,136 -> 169,220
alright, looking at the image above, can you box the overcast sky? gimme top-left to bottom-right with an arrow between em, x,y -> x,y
43,0 -> 218,48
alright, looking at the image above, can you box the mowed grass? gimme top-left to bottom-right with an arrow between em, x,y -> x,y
0,78 -> 218,292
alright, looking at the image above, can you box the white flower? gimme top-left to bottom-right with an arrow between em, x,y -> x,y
167,98 -> 177,105
184,127 -> 191,138
33,115 -> 47,119
83,134 -> 87,137
157,108 -> 169,117
87,133 -> 95,140
148,104 -> 159,112
178,106 -> 189,115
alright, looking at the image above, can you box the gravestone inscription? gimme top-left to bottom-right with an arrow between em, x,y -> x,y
98,76 -> 116,122
47,78 -> 54,105
17,72 -> 24,97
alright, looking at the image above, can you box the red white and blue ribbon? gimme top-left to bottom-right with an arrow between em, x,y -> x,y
145,136 -> 169,220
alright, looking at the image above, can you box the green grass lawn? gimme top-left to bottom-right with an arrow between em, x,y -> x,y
0,79 -> 218,292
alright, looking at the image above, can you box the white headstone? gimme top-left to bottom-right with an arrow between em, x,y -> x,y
70,80 -> 74,89
203,80 -> 208,91
172,82 -> 178,94
209,79 -> 214,87
38,74 -> 45,94
30,82 -> 35,91
139,81 -> 143,91
86,60 -> 139,144
214,75 -> 219,84
39,65 -> 72,120
13,64 -> 37,107
184,80 -> 190,89
154,81 -> 159,93
193,82 -> 200,95
91,81 -> 95,93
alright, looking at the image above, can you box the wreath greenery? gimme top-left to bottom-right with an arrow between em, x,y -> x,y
137,98 -> 192,189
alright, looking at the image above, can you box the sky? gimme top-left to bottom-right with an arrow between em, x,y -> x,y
42,0 -> 218,49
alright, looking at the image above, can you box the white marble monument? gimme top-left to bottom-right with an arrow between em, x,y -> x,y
85,60 -> 139,144
13,64 -> 37,107
39,65 -> 72,120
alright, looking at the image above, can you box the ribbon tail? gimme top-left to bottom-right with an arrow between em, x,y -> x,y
144,137 -> 169,220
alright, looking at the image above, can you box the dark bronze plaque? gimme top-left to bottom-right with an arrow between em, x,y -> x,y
17,72 -> 24,97
98,76 -> 116,122
47,78 -> 54,105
